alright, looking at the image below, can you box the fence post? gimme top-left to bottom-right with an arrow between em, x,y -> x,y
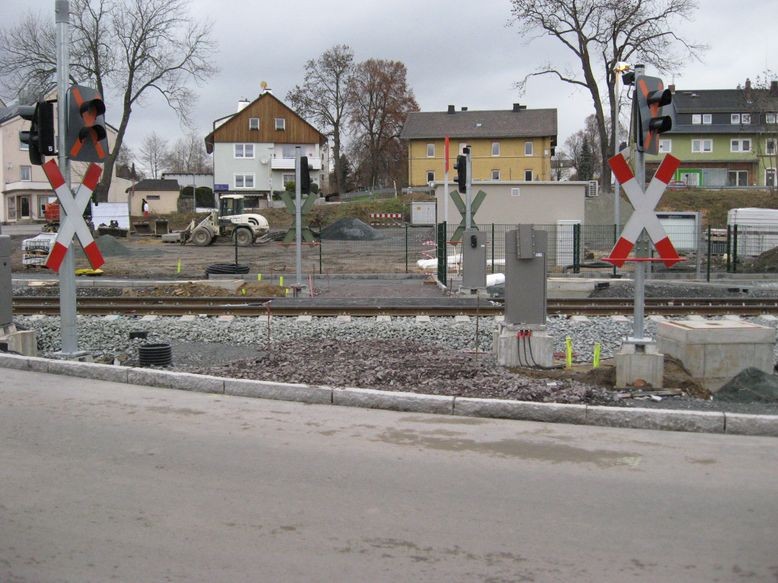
491,223 -> 495,274
706,224 -> 712,283
405,223 -> 408,273
319,239 -> 323,274
726,225 -> 731,273
733,224 -> 739,273
573,223 -> 581,274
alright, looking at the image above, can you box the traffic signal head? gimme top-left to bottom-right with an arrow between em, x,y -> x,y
18,100 -> 56,165
636,75 -> 673,155
299,156 -> 311,194
67,84 -> 109,162
454,153 -> 468,192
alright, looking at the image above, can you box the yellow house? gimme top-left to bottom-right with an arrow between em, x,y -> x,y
400,104 -> 557,187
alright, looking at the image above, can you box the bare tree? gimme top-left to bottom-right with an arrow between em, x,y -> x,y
139,132 -> 169,179
346,59 -> 418,189
0,0 -> 216,200
510,0 -> 703,193
164,132 -> 212,174
287,45 -> 354,195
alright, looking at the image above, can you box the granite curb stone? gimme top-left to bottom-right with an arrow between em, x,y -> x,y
225,378 -> 331,404
724,413 -> 778,437
334,386 -> 454,414
47,359 -> 129,384
454,398 -> 587,424
586,405 -> 725,433
127,368 -> 224,394
0,353 -> 32,370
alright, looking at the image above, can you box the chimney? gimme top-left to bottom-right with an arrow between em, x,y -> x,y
237,99 -> 250,113
447,105 -> 455,114
461,106 -> 468,111
771,80 -> 778,97
745,78 -> 752,103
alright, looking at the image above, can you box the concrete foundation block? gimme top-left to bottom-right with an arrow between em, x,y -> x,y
586,405 -> 725,433
495,323 -> 554,368
47,360 -> 129,384
127,368 -> 224,394
454,397 -> 587,424
333,387 -> 453,414
657,320 -> 776,391
615,342 -> 664,388
724,413 -> 778,437
5,330 -> 38,357
225,378 -> 331,404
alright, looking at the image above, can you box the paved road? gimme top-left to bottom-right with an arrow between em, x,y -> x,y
1,369 -> 777,583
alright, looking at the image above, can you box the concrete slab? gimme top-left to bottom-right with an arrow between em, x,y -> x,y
376,315 -> 392,323
297,315 -> 313,322
415,315 -> 432,324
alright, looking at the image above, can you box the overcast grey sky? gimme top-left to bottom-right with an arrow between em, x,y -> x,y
2,0 -> 776,168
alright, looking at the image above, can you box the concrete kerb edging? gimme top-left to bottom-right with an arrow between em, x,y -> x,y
1,352 -> 777,437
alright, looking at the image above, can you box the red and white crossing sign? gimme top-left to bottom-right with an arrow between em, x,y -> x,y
42,159 -> 105,272
606,153 -> 682,268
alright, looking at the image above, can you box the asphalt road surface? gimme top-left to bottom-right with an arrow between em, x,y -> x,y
1,369 -> 777,583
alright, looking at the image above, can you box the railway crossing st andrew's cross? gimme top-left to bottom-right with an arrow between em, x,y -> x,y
42,159 -> 105,272
605,152 -> 682,268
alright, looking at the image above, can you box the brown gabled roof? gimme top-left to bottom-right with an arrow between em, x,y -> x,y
400,107 -> 557,140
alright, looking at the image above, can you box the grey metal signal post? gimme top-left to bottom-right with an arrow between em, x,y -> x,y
56,0 -> 79,355
294,147 -> 302,287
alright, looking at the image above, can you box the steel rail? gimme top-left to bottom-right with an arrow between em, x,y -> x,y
12,295 -> 778,317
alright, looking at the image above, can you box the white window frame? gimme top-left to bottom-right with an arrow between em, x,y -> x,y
491,142 -> 500,156
658,139 -> 672,153
275,117 -> 286,131
426,143 -> 435,158
491,169 -> 500,180
731,139 -> 751,153
728,170 -> 748,186
767,113 -> 777,124
703,114 -> 712,125
524,169 -> 533,181
234,143 -> 255,159
692,114 -> 702,125
524,141 -> 534,156
20,165 -> 32,181
742,113 -> 751,124
691,139 -> 713,153
249,117 -> 260,130
767,138 -> 777,156
510,187 -> 521,197
731,113 -> 741,124
234,173 -> 255,189
766,168 -> 776,188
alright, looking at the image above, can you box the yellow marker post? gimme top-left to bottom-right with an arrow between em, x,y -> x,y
593,342 -> 601,369
257,273 -> 262,282
279,276 -> 284,287
565,336 -> 573,369
176,258 -> 182,274
241,288 -> 247,296
285,288 -> 289,297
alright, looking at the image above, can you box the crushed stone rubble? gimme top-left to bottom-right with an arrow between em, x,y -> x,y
13,313 -> 778,406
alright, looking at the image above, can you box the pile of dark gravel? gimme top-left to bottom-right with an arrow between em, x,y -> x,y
320,218 -> 384,241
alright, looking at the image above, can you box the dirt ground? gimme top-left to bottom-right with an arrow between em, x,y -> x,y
10,228 -> 437,279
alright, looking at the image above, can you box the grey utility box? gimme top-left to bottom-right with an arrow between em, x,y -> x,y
505,226 -> 547,325
1,236 -> 12,327
462,229 -> 487,289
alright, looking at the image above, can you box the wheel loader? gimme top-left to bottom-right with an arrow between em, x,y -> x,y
179,195 -> 270,246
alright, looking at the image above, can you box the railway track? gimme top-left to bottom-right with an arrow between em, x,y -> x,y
12,295 -> 778,317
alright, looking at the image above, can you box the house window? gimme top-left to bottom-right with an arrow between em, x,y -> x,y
767,169 -> 776,188
731,114 -> 740,124
727,170 -> 748,186
282,173 -> 295,186
703,114 -> 712,124
767,139 -> 776,155
511,187 -> 521,197
19,136 -> 29,150
275,117 -> 286,130
524,169 -> 533,181
426,143 -> 435,158
426,171 -> 435,183
491,142 -> 500,156
731,139 -> 751,152
693,114 -> 711,125
234,143 -> 254,158
767,113 -> 777,124
491,169 -> 500,180
691,139 -> 713,153
249,117 -> 260,130
692,114 -> 701,124
658,139 -> 672,153
742,113 -> 751,124
234,173 -> 255,189
20,165 -> 32,181
524,141 -> 533,156
147,195 -> 161,200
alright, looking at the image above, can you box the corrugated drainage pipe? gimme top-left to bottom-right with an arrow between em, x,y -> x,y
139,342 -> 172,367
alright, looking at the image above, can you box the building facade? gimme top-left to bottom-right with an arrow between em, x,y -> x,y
647,81 -> 778,188
204,89 -> 329,207
400,104 -> 557,187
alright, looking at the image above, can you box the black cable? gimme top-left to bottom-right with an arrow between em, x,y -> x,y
205,263 -> 249,276
527,330 -> 565,370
